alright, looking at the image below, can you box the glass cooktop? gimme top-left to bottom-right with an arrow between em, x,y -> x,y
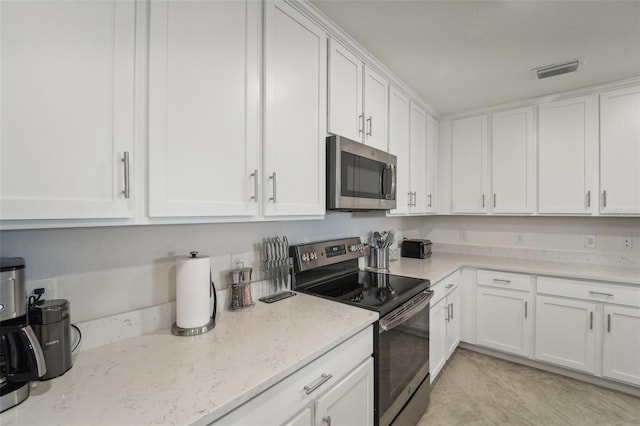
298,270 -> 430,316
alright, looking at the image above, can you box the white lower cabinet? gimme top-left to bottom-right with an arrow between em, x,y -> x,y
535,295 -> 597,374
475,270 -> 532,357
535,276 -> 640,387
429,272 -> 461,382
214,326 -> 373,425
602,305 -> 640,386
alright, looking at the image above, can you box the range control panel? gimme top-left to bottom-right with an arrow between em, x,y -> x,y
290,237 -> 365,272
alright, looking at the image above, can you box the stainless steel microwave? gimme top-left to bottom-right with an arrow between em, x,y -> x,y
327,135 -> 397,211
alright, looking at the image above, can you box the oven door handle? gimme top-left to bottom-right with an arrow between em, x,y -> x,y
379,289 -> 433,332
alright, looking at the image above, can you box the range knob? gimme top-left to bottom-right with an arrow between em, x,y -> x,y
302,253 -> 309,262
349,244 -> 363,252
310,252 -> 318,260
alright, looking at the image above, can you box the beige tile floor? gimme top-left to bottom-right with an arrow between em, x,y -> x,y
418,348 -> 640,426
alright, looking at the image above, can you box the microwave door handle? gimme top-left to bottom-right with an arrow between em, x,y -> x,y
389,164 -> 396,199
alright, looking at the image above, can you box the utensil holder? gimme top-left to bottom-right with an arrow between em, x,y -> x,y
369,247 -> 389,271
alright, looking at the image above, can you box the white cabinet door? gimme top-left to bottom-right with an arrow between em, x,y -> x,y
600,86 -> 640,215
388,87 -> 411,215
284,405 -> 314,426
148,0 -> 260,218
451,116 -> 488,213
328,40 -> 362,142
0,0 -> 135,220
425,115 -> 438,213
429,297 -> 448,382
535,295 -> 596,374
491,106 -> 535,214
315,358 -> 374,426
445,286 -> 461,358
538,95 -> 597,214
476,286 -> 531,357
263,0 -> 326,216
602,305 -> 640,386
363,67 -> 388,152
409,103 -> 428,214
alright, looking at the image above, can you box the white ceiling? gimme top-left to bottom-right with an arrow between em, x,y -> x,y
310,0 -> 640,117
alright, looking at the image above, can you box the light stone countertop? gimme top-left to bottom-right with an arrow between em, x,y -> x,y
388,252 -> 640,286
0,293 -> 378,426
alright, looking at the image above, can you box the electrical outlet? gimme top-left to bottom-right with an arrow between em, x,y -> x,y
390,248 -> 399,261
515,233 -> 525,245
584,235 -> 596,249
459,230 -> 467,241
26,278 -> 58,299
622,237 -> 633,250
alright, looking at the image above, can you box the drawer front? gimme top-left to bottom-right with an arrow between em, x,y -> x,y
537,276 -> 640,308
431,271 -> 460,305
477,269 -> 531,292
214,325 -> 373,425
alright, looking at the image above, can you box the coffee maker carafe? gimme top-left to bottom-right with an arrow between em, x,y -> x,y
1,257 -> 46,412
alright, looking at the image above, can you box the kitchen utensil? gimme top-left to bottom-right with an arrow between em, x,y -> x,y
263,235 -> 292,294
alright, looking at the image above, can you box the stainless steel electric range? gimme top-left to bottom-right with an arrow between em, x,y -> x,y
290,237 -> 433,426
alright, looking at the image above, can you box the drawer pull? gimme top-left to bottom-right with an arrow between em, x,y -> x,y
445,283 -> 454,289
524,301 -> 528,318
449,303 -> 454,320
589,312 -> 593,330
322,416 -> 332,425
493,279 -> 511,284
589,291 -> 613,298
607,314 -> 611,333
303,373 -> 332,395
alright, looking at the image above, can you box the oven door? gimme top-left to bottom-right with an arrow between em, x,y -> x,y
377,289 -> 433,426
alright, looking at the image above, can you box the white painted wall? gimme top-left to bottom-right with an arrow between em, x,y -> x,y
1,214 -> 637,323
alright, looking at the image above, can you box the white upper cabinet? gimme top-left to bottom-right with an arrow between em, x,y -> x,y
148,0 -> 260,218
363,67 -> 388,152
409,103 -> 428,213
538,95 -> 597,214
491,106 -> 535,214
451,115 -> 488,213
388,87 -> 411,215
0,0 -> 135,221
599,85 -> 640,215
426,115 -> 438,213
328,40 -> 388,151
263,0 -> 326,217
328,40 -> 362,143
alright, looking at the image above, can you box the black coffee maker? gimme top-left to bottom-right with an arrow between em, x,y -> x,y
0,257 -> 47,412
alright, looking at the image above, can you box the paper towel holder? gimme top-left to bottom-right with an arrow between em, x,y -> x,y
172,251 -> 217,337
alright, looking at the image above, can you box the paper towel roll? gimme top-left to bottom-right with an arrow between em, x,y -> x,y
176,254 -> 212,329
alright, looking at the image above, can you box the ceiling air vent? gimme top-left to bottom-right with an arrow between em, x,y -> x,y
533,58 -> 583,80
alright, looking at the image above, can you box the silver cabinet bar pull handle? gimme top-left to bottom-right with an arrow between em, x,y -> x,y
607,314 -> 611,333
493,279 -> 511,284
358,114 -> 364,134
602,190 -> 607,207
445,283 -> 454,289
303,373 -> 332,395
493,193 -> 496,208
525,301 -> 528,318
589,311 -> 593,330
408,192 -> 413,207
589,291 -> 614,298
250,169 -> 258,202
269,172 -> 277,203
428,193 -> 432,207
366,116 -> 372,136
449,303 -> 454,320
122,152 -> 130,199
322,416 -> 332,425
586,190 -> 591,208
482,194 -> 485,208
